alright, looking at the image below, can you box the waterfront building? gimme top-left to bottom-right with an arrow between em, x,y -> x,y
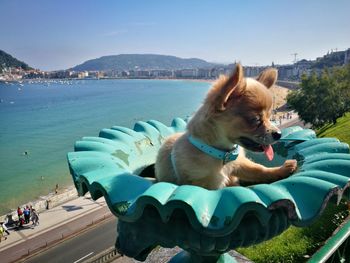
345,48 -> 350,64
174,69 -> 197,78
150,70 -> 173,78
244,66 -> 265,77
135,70 -> 150,78
197,68 -> 211,79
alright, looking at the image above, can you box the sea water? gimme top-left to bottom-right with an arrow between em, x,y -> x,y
0,79 -> 211,214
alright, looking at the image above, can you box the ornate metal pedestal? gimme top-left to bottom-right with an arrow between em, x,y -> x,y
67,118 -> 350,262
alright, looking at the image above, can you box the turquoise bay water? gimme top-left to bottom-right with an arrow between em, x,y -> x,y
0,79 -> 211,214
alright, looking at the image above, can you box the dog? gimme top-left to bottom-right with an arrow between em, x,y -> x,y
155,64 -> 297,189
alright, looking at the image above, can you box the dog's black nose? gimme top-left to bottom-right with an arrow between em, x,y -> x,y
272,130 -> 282,140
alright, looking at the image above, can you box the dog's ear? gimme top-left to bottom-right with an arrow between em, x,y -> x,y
217,63 -> 244,111
257,68 -> 278,89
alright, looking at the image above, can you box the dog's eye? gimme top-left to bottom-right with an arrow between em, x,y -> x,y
249,116 -> 262,127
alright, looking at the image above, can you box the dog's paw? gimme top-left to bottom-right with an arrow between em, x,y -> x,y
280,159 -> 297,177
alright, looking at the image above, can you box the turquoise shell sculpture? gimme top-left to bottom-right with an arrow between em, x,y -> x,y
67,118 -> 350,262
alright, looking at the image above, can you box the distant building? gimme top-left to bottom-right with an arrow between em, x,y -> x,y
244,66 -> 265,77
210,68 -> 226,78
174,69 -> 197,78
81,71 -> 89,78
121,71 -> 129,77
277,65 -> 295,80
104,70 -> 119,78
295,59 -> 313,69
24,70 -> 46,79
197,68 -> 211,78
135,70 -> 150,78
128,70 -> 135,77
49,70 -> 71,79
150,70 -> 173,78
344,48 -> 350,64
294,59 -> 313,78
77,72 -> 87,79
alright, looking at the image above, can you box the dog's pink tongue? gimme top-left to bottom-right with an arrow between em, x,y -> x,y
263,145 -> 274,161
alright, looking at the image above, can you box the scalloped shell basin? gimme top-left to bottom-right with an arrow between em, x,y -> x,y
67,118 -> 350,258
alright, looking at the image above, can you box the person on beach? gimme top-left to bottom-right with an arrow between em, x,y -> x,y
0,224 -> 7,242
16,207 -> 24,227
31,209 -> 39,226
24,206 -> 30,224
0,222 -> 10,236
18,215 -> 25,228
17,207 -> 23,218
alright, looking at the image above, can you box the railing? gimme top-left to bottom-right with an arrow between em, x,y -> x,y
308,215 -> 350,263
84,247 -> 120,263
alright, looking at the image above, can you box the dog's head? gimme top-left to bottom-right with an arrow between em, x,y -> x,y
203,64 -> 281,157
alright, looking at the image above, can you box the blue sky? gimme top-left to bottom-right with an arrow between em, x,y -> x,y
1,0 -> 349,71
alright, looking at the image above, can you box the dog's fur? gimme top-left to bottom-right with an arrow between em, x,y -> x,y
155,64 -> 297,189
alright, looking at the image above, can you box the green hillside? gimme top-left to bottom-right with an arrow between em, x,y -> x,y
71,54 -> 218,71
0,50 -> 32,72
317,113 -> 350,144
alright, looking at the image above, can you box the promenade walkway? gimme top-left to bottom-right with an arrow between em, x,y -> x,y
0,195 -> 112,263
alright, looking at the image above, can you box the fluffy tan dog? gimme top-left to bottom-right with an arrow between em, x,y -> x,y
155,64 -> 297,189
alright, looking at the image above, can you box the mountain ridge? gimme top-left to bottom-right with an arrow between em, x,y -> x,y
0,50 -> 33,72
71,54 -> 219,71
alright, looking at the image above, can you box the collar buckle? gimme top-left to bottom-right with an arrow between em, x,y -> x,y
223,145 -> 239,164
223,152 -> 232,164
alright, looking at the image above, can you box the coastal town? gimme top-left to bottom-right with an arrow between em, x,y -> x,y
1,48 -> 349,83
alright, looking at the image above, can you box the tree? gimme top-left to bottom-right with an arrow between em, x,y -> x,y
333,64 -> 350,114
287,65 -> 350,128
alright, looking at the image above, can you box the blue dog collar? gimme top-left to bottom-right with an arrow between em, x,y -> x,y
188,135 -> 240,164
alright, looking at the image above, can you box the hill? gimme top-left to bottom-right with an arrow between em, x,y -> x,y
0,50 -> 32,72
311,50 -> 348,69
317,112 -> 350,144
71,54 -> 218,71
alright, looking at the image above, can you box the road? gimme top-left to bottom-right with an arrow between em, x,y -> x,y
24,217 -> 117,263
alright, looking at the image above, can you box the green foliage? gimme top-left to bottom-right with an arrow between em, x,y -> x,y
0,50 -> 32,71
237,202 -> 349,263
287,64 -> 350,128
